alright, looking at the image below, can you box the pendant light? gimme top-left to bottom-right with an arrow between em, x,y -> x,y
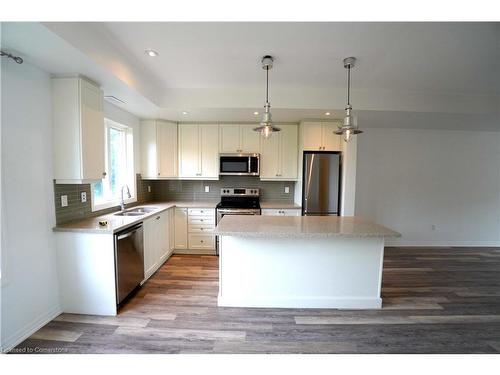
334,57 -> 363,142
254,55 -> 281,138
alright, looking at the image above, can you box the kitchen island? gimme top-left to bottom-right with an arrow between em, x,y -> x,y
214,215 -> 401,309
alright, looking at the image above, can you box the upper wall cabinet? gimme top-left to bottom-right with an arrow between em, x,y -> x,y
219,124 -> 260,153
178,123 -> 219,179
52,77 -> 105,183
141,120 -> 178,179
301,121 -> 341,151
260,124 -> 298,181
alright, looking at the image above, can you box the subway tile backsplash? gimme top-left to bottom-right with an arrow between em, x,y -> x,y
54,174 -> 154,225
54,175 -> 295,225
147,176 -> 295,202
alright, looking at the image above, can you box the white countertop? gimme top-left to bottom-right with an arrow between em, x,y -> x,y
54,200 -> 219,234
214,215 -> 401,238
260,201 -> 301,209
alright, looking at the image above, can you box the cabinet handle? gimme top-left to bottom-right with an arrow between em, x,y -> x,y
200,240 -> 204,243
200,219 -> 204,222
156,216 -> 160,220
102,172 -> 107,177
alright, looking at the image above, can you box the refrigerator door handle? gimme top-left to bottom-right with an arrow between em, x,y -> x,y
304,154 -> 315,213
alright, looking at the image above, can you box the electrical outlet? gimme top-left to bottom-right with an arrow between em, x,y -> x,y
81,191 -> 87,203
148,185 -> 151,193
205,185 -> 210,193
284,186 -> 290,194
61,195 -> 68,207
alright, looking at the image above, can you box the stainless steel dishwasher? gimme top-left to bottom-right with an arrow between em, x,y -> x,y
114,223 -> 144,305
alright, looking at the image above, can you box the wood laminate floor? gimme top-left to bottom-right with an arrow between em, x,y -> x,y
12,247 -> 500,354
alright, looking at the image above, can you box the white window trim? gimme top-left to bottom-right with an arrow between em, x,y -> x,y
91,119 -> 137,212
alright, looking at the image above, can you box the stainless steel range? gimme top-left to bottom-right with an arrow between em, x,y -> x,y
216,188 -> 261,254
216,188 -> 261,222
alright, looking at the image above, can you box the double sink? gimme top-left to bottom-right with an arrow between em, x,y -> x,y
114,206 -> 159,217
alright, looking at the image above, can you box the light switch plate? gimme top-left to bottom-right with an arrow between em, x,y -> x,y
61,195 -> 68,207
204,185 -> 210,193
284,186 -> 290,194
81,191 -> 87,203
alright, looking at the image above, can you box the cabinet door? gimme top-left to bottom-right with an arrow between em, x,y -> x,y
322,122 -> 341,151
240,125 -> 261,153
143,217 -> 158,279
174,208 -> 188,249
140,120 -> 159,178
168,208 -> 175,251
158,121 -> 178,177
259,132 -> 280,179
200,124 -> 219,178
178,124 -> 200,178
279,124 -> 298,180
302,122 -> 323,151
80,79 -> 105,180
155,212 -> 169,264
219,124 -> 241,153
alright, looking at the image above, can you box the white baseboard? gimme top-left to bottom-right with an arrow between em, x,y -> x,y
1,305 -> 62,353
174,249 -> 216,255
385,240 -> 500,247
218,295 -> 382,309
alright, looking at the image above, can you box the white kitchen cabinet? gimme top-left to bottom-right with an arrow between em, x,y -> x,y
301,121 -> 341,151
260,124 -> 298,180
174,207 -> 188,249
52,76 -> 105,183
219,124 -> 260,153
261,208 -> 302,216
144,209 -> 172,280
174,207 -> 216,254
178,123 -> 219,179
143,216 -> 159,279
141,120 -> 177,179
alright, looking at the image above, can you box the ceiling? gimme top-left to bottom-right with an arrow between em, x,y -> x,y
104,22 -> 500,94
2,22 -> 500,125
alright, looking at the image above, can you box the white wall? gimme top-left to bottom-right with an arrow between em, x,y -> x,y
355,127 -> 500,246
0,59 -> 61,350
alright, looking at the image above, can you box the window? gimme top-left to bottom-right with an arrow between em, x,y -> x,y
92,119 -> 136,211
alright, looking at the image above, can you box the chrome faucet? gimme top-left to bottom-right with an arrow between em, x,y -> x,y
120,185 -> 131,211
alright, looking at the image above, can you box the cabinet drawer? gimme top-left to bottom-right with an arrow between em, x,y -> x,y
188,208 -> 215,216
188,216 -> 215,225
188,234 -> 215,249
188,225 -> 215,233
262,208 -> 302,216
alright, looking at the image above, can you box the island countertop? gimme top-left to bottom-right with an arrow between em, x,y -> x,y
214,215 -> 401,238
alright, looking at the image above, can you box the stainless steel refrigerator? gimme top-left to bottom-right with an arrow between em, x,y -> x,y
302,152 -> 341,216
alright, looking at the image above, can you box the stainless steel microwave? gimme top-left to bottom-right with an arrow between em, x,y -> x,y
219,154 -> 260,176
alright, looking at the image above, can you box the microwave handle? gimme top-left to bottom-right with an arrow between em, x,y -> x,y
248,156 -> 251,173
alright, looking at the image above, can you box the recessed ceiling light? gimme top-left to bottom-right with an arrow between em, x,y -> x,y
145,49 -> 159,57
253,111 -> 259,115
182,111 -> 188,115
325,112 -> 331,116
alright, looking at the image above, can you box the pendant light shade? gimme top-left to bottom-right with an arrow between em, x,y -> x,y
334,57 -> 363,142
254,55 -> 281,138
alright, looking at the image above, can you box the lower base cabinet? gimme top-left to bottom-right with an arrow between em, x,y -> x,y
174,207 -> 216,254
143,208 -> 174,281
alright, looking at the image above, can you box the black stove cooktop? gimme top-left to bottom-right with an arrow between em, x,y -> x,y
216,187 -> 260,209
216,197 -> 260,209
